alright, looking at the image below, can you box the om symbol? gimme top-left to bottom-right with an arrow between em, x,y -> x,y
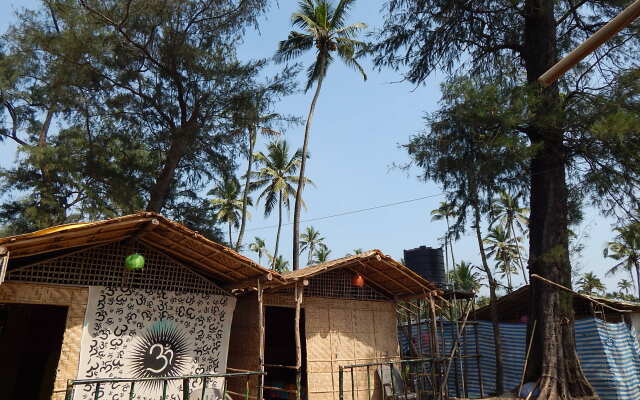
145,344 -> 174,374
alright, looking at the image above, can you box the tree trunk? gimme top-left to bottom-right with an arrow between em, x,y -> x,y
506,259 -> 513,292
228,222 -> 233,247
273,192 -> 283,267
522,1 -> 596,397
235,126 -> 257,251
447,216 -> 456,272
292,74 -> 325,270
307,246 -> 313,266
511,220 -> 529,284
146,126 -> 192,212
631,263 -> 640,299
473,203 -> 504,394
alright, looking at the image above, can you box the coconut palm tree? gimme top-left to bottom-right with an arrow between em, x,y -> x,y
252,140 -> 311,267
604,223 -> 640,298
300,226 -> 325,266
249,237 -> 270,265
209,177 -> 248,246
490,190 -> 529,284
448,261 -> 482,292
270,255 -> 290,273
230,90 -> 284,252
314,244 -> 332,263
577,272 -> 606,296
347,248 -> 363,256
484,225 -> 520,292
618,279 -> 633,296
275,0 -> 367,270
431,201 -> 458,275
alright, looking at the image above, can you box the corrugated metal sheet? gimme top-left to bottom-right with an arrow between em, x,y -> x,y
399,318 -> 640,399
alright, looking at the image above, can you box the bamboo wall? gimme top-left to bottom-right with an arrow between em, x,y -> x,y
0,282 -> 89,400
228,293 -> 400,400
227,294 -> 262,398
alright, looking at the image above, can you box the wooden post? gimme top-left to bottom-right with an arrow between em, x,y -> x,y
429,295 -> 440,400
257,279 -> 265,400
538,0 -> 640,86
415,299 -> 424,356
0,249 -> 9,285
294,282 -> 304,400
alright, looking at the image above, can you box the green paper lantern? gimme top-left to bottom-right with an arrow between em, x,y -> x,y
125,253 -> 145,271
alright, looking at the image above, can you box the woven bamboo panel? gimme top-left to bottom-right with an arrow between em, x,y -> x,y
0,282 -> 88,400
7,241 -> 227,295
227,294 -> 261,397
304,298 -> 399,400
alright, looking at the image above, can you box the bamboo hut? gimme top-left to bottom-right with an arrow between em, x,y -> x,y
227,250 -> 440,400
0,212 -> 278,400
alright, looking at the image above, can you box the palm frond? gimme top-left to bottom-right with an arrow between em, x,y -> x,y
336,42 -> 367,81
305,51 -> 333,92
331,0 -> 357,29
334,23 -> 367,39
274,31 -> 314,64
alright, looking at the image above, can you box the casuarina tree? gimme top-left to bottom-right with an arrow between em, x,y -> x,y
375,0 -> 640,397
275,0 -> 367,270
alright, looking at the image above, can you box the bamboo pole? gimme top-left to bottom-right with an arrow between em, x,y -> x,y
538,0 -> 640,86
518,319 -> 537,397
294,282 -> 304,400
429,295 -> 440,400
0,250 -> 9,285
257,279 -> 265,400
440,300 -> 474,397
531,274 -> 629,313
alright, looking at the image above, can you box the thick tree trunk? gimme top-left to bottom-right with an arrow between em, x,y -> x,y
273,193 -> 283,267
523,0 -> 596,397
146,126 -> 192,212
235,126 -> 257,251
473,204 -> 504,394
292,74 -> 324,270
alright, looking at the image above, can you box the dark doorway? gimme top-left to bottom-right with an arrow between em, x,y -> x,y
264,306 -> 307,400
0,303 -> 69,400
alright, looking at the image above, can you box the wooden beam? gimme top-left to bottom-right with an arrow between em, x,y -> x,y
349,262 -> 396,299
294,282 -> 304,400
130,218 -> 159,241
1,218 -> 149,249
531,274 -> 630,313
378,258 -> 434,292
223,273 -> 275,291
0,250 -> 9,284
0,246 -> 7,256
361,259 -> 417,295
539,0 -> 640,86
141,235 -> 247,280
258,279 -> 265,400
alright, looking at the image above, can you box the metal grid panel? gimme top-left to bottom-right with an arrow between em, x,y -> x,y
303,268 -> 390,301
7,241 -> 228,295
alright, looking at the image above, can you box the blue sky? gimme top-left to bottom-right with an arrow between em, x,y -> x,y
0,0 -> 624,293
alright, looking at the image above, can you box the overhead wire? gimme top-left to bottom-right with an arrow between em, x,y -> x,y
245,192 -> 445,232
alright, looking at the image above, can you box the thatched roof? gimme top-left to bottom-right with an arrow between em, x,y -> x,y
276,250 -> 440,299
474,284 -> 640,322
0,212 -> 280,286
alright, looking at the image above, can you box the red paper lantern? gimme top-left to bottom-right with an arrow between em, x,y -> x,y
352,273 -> 365,288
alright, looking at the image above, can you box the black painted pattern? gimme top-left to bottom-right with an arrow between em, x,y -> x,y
77,286 -> 233,400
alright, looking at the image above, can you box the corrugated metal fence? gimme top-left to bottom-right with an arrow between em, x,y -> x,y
399,318 -> 640,399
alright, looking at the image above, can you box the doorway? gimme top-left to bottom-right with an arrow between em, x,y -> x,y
0,303 -> 69,400
264,306 -> 307,400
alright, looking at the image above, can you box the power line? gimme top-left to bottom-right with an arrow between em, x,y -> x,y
245,192 -> 444,232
